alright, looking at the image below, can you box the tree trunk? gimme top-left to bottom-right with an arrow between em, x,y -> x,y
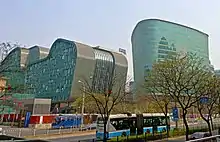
206,120 -> 212,136
210,116 -> 214,131
182,110 -> 189,141
165,105 -> 169,137
103,118 -> 108,142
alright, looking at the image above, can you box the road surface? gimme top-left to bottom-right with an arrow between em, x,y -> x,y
49,134 -> 185,142
49,134 -> 95,142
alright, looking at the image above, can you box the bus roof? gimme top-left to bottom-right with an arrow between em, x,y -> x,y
97,113 -> 170,119
143,113 -> 170,117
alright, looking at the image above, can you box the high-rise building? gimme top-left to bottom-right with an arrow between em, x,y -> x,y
131,19 -> 211,94
214,70 -> 220,76
0,38 -> 128,103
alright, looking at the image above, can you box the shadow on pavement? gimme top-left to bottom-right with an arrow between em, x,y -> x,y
0,135 -> 25,140
0,135 -> 50,141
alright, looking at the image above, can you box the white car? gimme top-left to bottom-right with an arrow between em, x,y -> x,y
190,132 -> 210,140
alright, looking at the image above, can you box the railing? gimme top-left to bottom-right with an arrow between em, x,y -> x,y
2,126 -> 95,138
186,135 -> 220,142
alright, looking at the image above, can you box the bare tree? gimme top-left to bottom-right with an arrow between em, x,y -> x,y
148,52 -> 209,140
80,74 -> 130,142
196,74 -> 220,135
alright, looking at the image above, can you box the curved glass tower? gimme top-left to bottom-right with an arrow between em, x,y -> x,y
131,19 -> 210,94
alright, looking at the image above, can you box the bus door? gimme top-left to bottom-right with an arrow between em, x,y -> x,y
136,114 -> 144,135
128,117 -> 136,135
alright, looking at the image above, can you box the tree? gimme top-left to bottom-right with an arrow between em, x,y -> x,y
196,74 -> 220,135
0,80 -> 31,123
148,52 -> 209,140
145,69 -> 172,137
80,74 -> 130,142
135,95 -> 162,113
72,95 -> 98,113
112,101 -> 136,114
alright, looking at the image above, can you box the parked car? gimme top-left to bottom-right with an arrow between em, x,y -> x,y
189,132 -> 211,141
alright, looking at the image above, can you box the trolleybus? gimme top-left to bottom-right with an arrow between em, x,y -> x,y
96,113 -> 170,140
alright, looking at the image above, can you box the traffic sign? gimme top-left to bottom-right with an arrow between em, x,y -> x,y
200,97 -> 209,104
172,107 -> 179,121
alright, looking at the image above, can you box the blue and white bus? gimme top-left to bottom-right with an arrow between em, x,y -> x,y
96,113 -> 170,140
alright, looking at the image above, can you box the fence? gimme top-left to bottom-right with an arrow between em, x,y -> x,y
2,126 -> 94,138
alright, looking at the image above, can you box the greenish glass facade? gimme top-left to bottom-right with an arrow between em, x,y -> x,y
0,48 -> 29,87
25,39 -> 77,102
131,19 -> 210,94
0,38 -> 128,103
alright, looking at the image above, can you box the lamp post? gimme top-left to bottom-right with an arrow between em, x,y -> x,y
78,80 -> 85,130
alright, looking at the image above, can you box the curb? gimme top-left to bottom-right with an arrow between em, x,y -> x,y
24,130 -> 96,140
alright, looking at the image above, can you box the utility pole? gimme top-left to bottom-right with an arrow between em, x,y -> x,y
78,80 -> 85,130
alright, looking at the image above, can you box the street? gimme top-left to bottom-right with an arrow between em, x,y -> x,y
49,135 -> 185,142
49,134 -> 95,142
1,122 -> 219,141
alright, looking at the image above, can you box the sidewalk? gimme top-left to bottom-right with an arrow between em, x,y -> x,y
24,130 -> 96,140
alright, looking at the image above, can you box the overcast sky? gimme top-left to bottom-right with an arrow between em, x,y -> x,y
0,0 -> 220,78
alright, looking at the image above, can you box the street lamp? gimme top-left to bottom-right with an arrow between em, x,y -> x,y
78,80 -> 85,130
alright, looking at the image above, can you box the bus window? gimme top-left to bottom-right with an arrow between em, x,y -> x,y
160,117 -> 167,126
110,120 -> 118,128
152,117 -> 161,126
110,118 -> 130,130
97,117 -> 104,124
143,117 -> 152,127
121,119 -> 129,129
160,117 -> 170,125
128,118 -> 136,128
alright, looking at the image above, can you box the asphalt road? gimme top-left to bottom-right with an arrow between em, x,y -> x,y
1,121 -> 220,141
48,135 -> 185,142
49,134 -> 95,142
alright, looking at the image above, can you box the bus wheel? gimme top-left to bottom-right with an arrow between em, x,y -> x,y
121,132 -> 126,137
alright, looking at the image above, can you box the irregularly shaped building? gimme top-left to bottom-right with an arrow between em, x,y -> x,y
0,38 -> 128,103
0,47 -> 29,87
131,19 -> 211,94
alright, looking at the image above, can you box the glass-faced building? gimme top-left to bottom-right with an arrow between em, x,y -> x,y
0,38 -> 128,103
0,47 -> 29,87
131,19 -> 211,94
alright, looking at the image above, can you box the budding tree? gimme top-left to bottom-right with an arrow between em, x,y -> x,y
196,75 -> 220,135
147,53 -> 209,140
145,73 -> 171,137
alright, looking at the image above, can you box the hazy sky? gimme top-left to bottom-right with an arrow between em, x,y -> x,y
0,0 -> 220,78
